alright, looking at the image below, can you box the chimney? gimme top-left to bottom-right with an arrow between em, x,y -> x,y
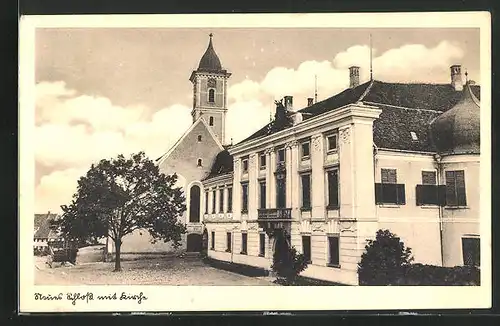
284,96 -> 293,111
307,98 -> 314,106
450,65 -> 463,91
349,66 -> 360,88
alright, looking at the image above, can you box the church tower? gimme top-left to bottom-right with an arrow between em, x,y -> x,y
189,34 -> 231,145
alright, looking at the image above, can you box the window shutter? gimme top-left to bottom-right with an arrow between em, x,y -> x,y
438,185 -> 447,206
416,185 -> 423,206
396,184 -> 406,205
375,183 -> 383,204
445,171 -> 457,206
388,169 -> 397,184
455,170 -> 467,206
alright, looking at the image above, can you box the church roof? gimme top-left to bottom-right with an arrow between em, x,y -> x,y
197,34 -> 223,72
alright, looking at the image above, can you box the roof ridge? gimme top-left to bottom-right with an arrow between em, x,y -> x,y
363,101 -> 444,113
358,79 -> 375,102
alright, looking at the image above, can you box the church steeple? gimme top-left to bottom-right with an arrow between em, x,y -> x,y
189,34 -> 232,145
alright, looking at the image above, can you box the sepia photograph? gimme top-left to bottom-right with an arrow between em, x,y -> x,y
19,12 -> 491,312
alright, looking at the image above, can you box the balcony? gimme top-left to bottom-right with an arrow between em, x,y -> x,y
257,208 -> 292,221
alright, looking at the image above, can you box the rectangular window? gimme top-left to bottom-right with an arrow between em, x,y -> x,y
422,171 -> 437,185
211,231 -> 215,250
277,148 -> 286,163
462,237 -> 480,267
328,236 -> 340,266
242,159 -> 249,173
302,236 -> 312,263
212,190 -> 216,213
327,169 -> 339,208
259,181 -> 266,209
241,233 -> 248,254
259,233 -> 266,257
381,168 -> 397,184
259,153 -> 266,169
301,174 -> 311,210
205,192 -> 209,214
445,170 -> 467,206
226,232 -> 232,252
375,168 -> 405,205
241,183 -> 248,213
219,188 -> 224,213
327,134 -> 338,152
301,141 -> 310,159
227,187 -> 233,213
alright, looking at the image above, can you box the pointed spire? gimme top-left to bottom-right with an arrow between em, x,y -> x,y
197,33 -> 222,71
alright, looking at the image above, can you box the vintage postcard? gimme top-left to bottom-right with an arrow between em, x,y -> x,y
19,12 -> 491,312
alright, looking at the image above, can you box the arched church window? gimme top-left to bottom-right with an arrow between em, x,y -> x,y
209,116 -> 214,126
208,89 -> 215,103
197,135 -> 202,142
197,158 -> 203,167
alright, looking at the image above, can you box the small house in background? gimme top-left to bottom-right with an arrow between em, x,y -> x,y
33,211 -> 61,252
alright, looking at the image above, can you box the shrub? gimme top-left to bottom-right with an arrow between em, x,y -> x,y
396,264 -> 480,286
358,229 -> 414,285
271,232 -> 309,285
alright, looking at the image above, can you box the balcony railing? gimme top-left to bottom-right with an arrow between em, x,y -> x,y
257,208 -> 292,220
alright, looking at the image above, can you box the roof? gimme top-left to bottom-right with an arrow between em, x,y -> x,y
155,116 -> 224,165
34,213 -> 59,239
238,80 -> 481,152
430,82 -> 481,155
204,149 -> 234,180
197,34 -> 223,72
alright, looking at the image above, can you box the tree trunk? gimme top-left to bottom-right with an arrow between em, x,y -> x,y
113,239 -> 122,272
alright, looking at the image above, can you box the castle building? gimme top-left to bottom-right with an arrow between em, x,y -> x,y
117,35 -> 481,285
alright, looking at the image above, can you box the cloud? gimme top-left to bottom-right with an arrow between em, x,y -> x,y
35,82 -> 192,171
227,40 -> 465,110
35,168 -> 87,213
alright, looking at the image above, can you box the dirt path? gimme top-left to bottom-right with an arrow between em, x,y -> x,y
35,256 -> 276,286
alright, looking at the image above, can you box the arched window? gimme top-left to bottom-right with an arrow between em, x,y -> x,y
197,158 -> 203,167
208,89 -> 215,103
209,116 -> 214,126
197,135 -> 202,142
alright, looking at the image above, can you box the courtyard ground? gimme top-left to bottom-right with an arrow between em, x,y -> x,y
34,254 -> 276,286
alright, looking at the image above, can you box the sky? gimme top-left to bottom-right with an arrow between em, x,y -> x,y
34,27 -> 480,213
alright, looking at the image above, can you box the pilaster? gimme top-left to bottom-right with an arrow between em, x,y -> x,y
232,159 -> 242,221
311,134 -> 326,219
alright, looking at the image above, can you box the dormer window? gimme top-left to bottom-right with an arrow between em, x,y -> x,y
209,116 -> 214,126
197,158 -> 203,167
208,89 -> 215,103
410,131 -> 418,141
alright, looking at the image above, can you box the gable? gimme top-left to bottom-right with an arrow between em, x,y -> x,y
158,119 -> 223,183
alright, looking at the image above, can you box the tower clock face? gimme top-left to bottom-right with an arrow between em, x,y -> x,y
207,78 -> 216,88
